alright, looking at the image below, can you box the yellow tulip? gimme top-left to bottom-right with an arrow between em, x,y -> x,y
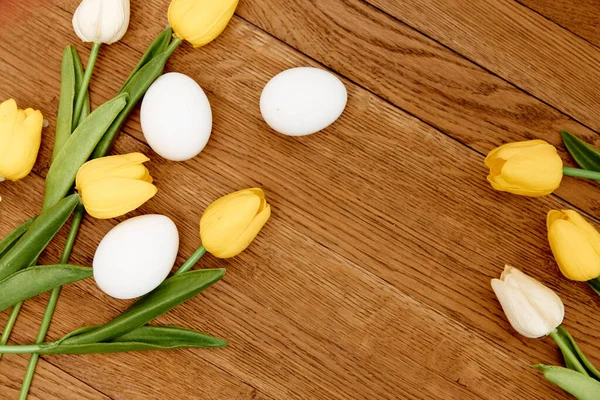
484,140 -> 563,197
168,0 -> 238,48
547,210 -> 600,281
75,152 -> 157,219
0,99 -> 44,181
200,188 -> 271,258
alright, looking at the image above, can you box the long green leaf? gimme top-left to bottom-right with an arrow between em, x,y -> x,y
561,130 -> 600,173
0,326 -> 226,355
121,27 -> 172,90
71,47 -> 90,127
43,94 -> 127,211
92,52 -> 170,159
62,269 -> 225,345
0,265 -> 92,312
52,46 -> 76,161
0,218 -> 34,260
0,194 -> 79,281
557,326 -> 600,381
534,364 -> 600,399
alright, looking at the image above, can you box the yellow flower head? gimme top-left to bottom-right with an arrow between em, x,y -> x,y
76,152 -> 157,219
547,210 -> 600,281
168,0 -> 238,48
0,99 -> 44,181
484,140 -> 563,197
200,188 -> 271,258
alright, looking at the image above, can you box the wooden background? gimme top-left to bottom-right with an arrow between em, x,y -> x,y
1,0 -> 599,398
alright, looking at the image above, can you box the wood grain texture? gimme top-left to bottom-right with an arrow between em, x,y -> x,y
1,0 -> 600,399
359,0 -> 600,133
235,0 -> 600,217
517,0 -> 600,47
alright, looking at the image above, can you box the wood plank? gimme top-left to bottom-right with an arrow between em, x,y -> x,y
516,0 -> 600,47
358,0 -> 600,131
0,353 -> 111,399
232,0 -> 600,217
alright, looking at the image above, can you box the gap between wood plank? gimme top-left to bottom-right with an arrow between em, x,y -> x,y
351,0 -> 600,139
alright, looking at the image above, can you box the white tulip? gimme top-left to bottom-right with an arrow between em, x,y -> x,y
72,0 -> 130,44
491,265 -> 564,339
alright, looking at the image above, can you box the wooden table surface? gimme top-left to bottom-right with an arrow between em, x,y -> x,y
1,0 -> 600,398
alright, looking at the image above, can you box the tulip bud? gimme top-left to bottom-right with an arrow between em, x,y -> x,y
547,210 -> 600,281
75,153 -> 157,219
0,99 -> 44,182
484,140 -> 563,197
72,0 -> 130,44
200,188 -> 271,258
491,266 -> 564,338
168,0 -> 238,48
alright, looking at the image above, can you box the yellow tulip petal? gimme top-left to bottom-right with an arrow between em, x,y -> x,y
80,178 -> 157,219
546,210 -> 565,230
548,219 -> 600,281
0,106 -> 42,181
214,204 -> 271,258
76,152 -> 150,189
168,0 -> 238,47
201,192 -> 262,253
484,140 -> 547,168
562,210 -> 600,255
489,143 -> 562,196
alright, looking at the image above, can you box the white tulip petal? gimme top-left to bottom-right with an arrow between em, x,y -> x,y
492,278 -> 554,338
72,0 -> 130,44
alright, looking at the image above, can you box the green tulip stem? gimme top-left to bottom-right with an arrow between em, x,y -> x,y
550,329 -> 589,377
0,302 -> 23,360
19,204 -> 85,400
165,37 -> 182,58
175,245 -> 207,275
562,167 -> 600,181
0,344 -> 41,354
72,42 -> 101,126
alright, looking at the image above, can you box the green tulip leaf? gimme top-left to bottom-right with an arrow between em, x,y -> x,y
557,326 -> 600,381
1,326 -> 226,355
561,131 -> 600,173
0,265 -> 92,312
62,269 -> 226,345
92,52 -> 170,159
534,364 -> 600,399
43,94 -> 127,211
121,27 -> 173,90
0,218 -> 34,261
71,46 -> 90,128
0,194 -> 79,281
52,46 -> 76,161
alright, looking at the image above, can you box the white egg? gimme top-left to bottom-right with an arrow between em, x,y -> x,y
260,67 -> 347,136
141,72 -> 212,161
93,214 -> 179,299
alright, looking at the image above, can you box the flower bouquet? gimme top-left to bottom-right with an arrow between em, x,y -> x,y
486,132 -> 600,399
0,0 -> 271,399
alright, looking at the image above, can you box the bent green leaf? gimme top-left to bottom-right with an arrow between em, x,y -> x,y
62,269 -> 226,345
0,265 -> 92,312
0,195 -> 79,281
43,94 -> 127,211
0,218 -> 34,260
52,46 -> 76,161
561,131 -> 600,173
92,52 -> 170,159
121,27 -> 172,90
0,326 -> 226,355
534,364 -> 600,400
